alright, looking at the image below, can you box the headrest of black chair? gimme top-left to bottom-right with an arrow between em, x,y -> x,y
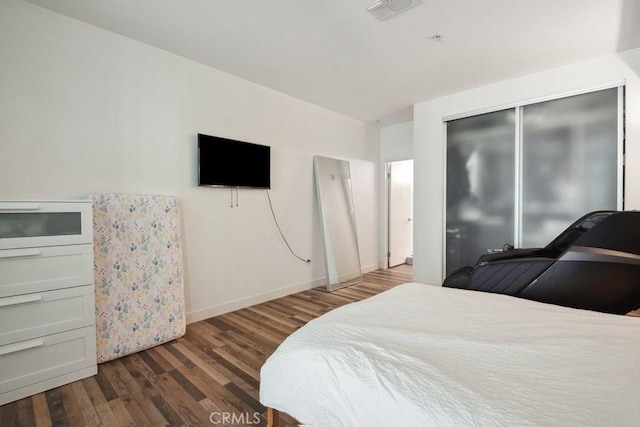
544,211 -> 615,256
574,211 -> 640,255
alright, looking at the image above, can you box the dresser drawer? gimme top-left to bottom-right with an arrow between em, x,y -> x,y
0,244 -> 93,297
0,285 -> 95,346
0,326 -> 96,395
0,201 -> 92,249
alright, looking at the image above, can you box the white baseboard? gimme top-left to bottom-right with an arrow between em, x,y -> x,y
412,276 -> 441,287
361,263 -> 379,274
186,264 -> 382,324
186,276 -> 326,324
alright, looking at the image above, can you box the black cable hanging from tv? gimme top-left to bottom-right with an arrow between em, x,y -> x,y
230,187 -> 239,207
266,190 -> 311,264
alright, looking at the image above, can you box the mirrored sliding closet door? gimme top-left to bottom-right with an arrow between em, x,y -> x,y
445,87 -> 622,276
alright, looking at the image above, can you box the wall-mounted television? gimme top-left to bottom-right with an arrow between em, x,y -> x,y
198,133 -> 271,189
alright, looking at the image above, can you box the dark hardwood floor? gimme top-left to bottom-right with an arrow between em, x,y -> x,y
1,265 -> 413,426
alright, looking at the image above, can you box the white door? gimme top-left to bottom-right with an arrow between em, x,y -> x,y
388,160 -> 413,267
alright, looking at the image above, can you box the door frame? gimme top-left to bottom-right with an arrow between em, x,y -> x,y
384,159 -> 414,268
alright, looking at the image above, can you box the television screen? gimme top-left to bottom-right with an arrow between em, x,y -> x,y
198,134 -> 270,188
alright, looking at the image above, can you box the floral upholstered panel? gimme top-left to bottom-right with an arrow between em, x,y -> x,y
92,193 -> 186,363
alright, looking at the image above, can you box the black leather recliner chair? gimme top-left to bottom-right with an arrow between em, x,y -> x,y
443,211 -> 640,314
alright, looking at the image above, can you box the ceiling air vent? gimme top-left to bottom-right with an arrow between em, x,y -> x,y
367,0 -> 422,21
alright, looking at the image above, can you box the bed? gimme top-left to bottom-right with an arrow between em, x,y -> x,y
259,282 -> 640,426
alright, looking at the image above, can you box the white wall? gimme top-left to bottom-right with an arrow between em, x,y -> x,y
380,121 -> 413,162
0,0 -> 380,322
413,48 -> 640,286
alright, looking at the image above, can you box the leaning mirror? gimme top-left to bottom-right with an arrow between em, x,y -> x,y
313,155 -> 362,291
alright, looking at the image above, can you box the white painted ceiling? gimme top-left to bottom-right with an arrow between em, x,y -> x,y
21,0 -> 640,125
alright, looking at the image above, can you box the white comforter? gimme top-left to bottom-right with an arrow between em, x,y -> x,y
259,282 -> 640,426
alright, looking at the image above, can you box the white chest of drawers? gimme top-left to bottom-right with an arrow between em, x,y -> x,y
0,200 -> 97,406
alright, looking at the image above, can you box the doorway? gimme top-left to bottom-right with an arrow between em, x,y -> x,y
386,159 -> 414,268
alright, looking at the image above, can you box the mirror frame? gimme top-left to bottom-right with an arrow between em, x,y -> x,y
313,155 -> 363,291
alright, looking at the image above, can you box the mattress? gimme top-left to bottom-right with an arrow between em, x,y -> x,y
92,193 -> 186,363
260,282 -> 640,426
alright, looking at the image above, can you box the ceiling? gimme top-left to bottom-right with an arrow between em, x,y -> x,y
21,0 -> 640,125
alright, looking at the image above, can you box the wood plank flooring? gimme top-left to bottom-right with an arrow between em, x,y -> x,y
1,265 -> 413,426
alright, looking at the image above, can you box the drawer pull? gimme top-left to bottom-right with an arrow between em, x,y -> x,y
0,203 -> 40,211
0,249 -> 42,259
0,294 -> 43,307
0,339 -> 45,356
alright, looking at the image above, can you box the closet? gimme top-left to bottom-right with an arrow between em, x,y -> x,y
445,87 -> 622,275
